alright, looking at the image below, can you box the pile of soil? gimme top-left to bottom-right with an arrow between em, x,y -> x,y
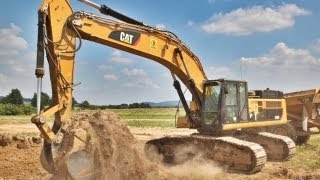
53,112 -> 176,179
279,167 -> 320,179
0,133 -> 47,179
0,133 -> 42,149
0,145 -> 49,179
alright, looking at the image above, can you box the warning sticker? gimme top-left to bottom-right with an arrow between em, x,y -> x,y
150,39 -> 157,50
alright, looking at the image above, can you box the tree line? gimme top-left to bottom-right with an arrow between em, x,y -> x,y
80,102 -> 151,110
0,89 -> 35,115
0,88 -> 151,115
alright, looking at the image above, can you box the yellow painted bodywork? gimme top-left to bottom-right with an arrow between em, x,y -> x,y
222,119 -> 287,131
77,16 -> 207,92
176,116 -> 189,128
223,98 -> 287,131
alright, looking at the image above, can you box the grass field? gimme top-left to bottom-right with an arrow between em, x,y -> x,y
0,115 -> 54,124
110,108 -> 183,128
284,134 -> 320,170
0,108 -> 184,128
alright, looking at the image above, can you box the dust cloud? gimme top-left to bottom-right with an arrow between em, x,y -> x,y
51,111 -> 223,179
144,143 -> 223,179
167,156 -> 223,179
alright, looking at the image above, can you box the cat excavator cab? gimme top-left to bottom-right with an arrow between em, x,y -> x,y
31,0 -> 295,178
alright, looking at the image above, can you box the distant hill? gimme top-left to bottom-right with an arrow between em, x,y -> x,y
23,98 -> 32,104
144,100 -> 189,107
0,95 -> 186,107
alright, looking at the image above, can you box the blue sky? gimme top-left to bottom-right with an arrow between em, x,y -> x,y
0,0 -> 319,105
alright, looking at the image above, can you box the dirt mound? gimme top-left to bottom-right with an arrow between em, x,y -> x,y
53,112 -> 176,179
0,135 -> 48,179
0,133 -> 13,146
278,168 -> 320,179
0,133 -> 42,149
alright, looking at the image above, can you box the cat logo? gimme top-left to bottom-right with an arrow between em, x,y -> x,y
108,31 -> 141,46
120,32 -> 133,44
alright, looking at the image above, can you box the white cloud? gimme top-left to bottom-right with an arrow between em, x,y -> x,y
241,42 -> 319,68
201,4 -> 310,36
121,68 -> 159,89
122,68 -> 146,76
0,24 -> 41,98
187,21 -> 195,27
0,23 -> 28,55
206,66 -> 233,79
110,50 -> 133,64
160,72 -> 171,78
124,78 -> 160,89
199,42 -> 320,92
156,24 -> 166,30
310,39 -> 320,54
240,42 -> 320,91
98,64 -> 112,71
1,51 -> 36,74
208,0 -> 215,4
141,78 -> 160,89
0,60 -> 15,65
103,74 -> 118,80
0,73 -> 7,83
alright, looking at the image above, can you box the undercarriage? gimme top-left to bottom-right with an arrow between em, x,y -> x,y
145,131 -> 296,174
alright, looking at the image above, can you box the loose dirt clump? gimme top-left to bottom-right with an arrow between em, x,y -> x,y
0,134 -> 48,179
277,167 -> 320,179
0,133 -> 42,149
54,112 -> 176,179
0,133 -> 13,146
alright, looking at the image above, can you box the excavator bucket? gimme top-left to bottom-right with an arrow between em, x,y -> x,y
67,150 -> 96,179
40,120 -> 97,179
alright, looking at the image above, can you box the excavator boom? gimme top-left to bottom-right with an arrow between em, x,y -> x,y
32,0 -> 207,138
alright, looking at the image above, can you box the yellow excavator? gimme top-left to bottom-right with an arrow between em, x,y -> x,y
32,0 -> 296,178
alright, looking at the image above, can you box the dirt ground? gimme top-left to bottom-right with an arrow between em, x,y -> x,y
0,113 -> 319,179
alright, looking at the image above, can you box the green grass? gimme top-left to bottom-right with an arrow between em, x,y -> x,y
284,134 -> 320,170
111,108 -> 184,128
0,108 -> 184,128
122,119 -> 176,128
80,108 -> 183,128
111,108 -> 183,119
0,114 -> 54,124
0,115 -> 35,124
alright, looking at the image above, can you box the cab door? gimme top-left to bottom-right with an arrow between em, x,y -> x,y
222,81 -> 249,124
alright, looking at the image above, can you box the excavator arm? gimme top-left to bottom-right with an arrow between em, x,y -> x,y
32,0 -> 208,142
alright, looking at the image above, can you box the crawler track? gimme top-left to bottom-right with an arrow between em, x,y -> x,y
238,132 -> 296,161
145,135 -> 267,174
